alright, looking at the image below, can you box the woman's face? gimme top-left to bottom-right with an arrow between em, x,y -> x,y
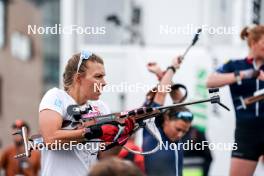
79,61 -> 106,101
251,35 -> 264,60
163,118 -> 191,142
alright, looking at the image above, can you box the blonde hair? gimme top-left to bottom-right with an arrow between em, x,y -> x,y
63,52 -> 104,91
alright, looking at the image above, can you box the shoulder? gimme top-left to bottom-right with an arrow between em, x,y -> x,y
39,87 -> 67,114
230,58 -> 248,65
40,87 -> 64,105
1,145 -> 15,157
216,58 -> 246,73
221,59 -> 240,67
42,87 -> 65,99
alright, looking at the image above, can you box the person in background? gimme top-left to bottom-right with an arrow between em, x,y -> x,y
207,25 -> 264,176
88,157 -> 143,176
142,56 -> 194,176
148,59 -> 212,176
118,135 -> 145,173
0,119 -> 40,176
181,126 -> 213,176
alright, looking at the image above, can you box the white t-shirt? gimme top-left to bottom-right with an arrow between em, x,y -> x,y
39,87 -> 110,176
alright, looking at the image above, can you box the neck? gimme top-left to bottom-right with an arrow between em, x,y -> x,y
248,51 -> 264,68
67,86 -> 86,105
254,58 -> 264,68
248,50 -> 254,59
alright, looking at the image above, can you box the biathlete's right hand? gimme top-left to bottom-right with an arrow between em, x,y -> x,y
171,55 -> 182,70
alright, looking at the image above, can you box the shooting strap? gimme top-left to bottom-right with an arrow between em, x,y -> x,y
145,83 -> 188,107
170,83 -> 188,103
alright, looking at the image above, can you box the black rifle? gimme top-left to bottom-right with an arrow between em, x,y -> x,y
14,88 -> 229,158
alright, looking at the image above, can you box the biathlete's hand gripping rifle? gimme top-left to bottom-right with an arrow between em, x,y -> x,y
13,88 -> 229,158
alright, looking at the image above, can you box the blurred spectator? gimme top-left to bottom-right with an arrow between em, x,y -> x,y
118,136 -> 145,173
89,157 -> 143,176
143,56 -> 192,176
182,126 -> 213,176
0,120 -> 40,176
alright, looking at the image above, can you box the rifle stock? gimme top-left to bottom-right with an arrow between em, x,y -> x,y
244,94 -> 264,106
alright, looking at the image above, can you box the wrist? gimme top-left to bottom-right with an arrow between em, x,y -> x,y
156,68 -> 163,76
157,71 -> 165,80
239,71 -> 244,79
234,70 -> 242,85
240,69 -> 257,79
167,66 -> 176,73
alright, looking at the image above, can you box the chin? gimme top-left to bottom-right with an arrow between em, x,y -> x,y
92,95 -> 100,100
171,138 -> 180,142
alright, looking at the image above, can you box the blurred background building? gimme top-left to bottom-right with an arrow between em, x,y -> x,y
0,0 -> 60,147
1,0 -> 264,175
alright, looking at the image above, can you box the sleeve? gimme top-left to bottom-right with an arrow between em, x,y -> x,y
147,102 -> 163,127
39,88 -> 64,116
149,101 -> 162,108
144,103 -> 163,138
216,60 -> 234,73
143,99 -> 162,108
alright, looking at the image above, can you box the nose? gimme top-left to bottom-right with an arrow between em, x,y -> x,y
177,132 -> 184,139
101,78 -> 107,87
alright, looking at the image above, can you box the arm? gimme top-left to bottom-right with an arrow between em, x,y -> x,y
206,60 -> 238,88
147,62 -> 164,80
0,149 -> 7,170
206,72 -> 238,88
153,69 -> 174,105
153,56 -> 181,105
40,110 -> 127,157
39,109 -> 85,144
0,148 -> 10,176
206,67 -> 257,88
206,59 -> 260,88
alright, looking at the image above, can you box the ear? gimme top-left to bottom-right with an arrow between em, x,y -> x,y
73,74 -> 82,84
163,115 -> 170,125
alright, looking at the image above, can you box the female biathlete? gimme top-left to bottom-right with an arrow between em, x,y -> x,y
207,25 -> 264,176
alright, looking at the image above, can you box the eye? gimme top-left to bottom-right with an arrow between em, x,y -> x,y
175,127 -> 181,132
95,75 -> 103,79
